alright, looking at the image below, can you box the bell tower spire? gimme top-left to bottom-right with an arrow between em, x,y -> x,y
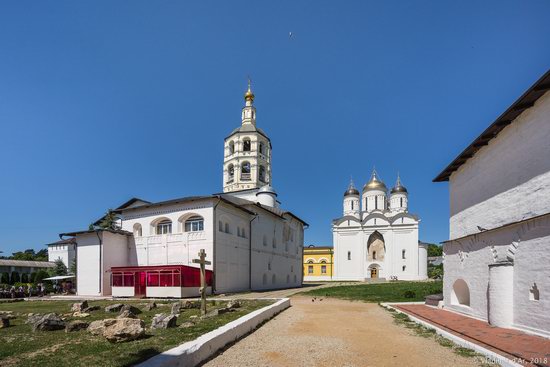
242,77 -> 256,126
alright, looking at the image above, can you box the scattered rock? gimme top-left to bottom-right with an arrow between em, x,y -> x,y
179,321 -> 195,329
73,312 -> 90,318
103,318 -> 145,343
120,304 -> 141,315
88,319 -> 117,336
118,310 -> 137,319
143,302 -> 157,311
227,300 -> 241,309
65,320 -> 89,332
151,313 -> 178,329
170,302 -> 181,315
70,300 -> 88,312
189,315 -> 198,320
26,314 -> 42,324
32,313 -> 66,332
0,317 -> 10,328
0,311 -> 15,320
105,303 -> 124,313
83,305 -> 100,312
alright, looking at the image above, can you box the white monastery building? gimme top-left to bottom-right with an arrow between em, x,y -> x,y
434,69 -> 550,338
332,172 -> 428,281
56,83 -> 307,298
46,237 -> 76,269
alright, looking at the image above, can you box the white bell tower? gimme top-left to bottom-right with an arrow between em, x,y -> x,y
223,80 -> 272,193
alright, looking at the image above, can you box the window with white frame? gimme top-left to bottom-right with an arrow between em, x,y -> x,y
156,220 -> 172,235
184,216 -> 204,232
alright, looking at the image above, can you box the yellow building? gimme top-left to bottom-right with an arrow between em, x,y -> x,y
303,245 -> 333,281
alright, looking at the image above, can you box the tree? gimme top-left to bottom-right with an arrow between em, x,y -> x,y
21,273 -> 29,283
9,248 -> 48,262
427,243 -> 443,257
98,209 -> 119,230
34,270 -> 50,283
1,272 -> 9,284
10,271 -> 20,284
69,259 -> 76,275
29,272 -> 37,283
52,259 -> 68,276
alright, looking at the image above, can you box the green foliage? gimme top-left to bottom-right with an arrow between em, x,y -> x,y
9,249 -> 48,262
303,281 -> 443,303
1,272 -> 9,284
427,243 -> 443,257
403,290 -> 416,299
69,259 -> 76,276
29,272 -> 37,283
34,270 -> 50,283
10,271 -> 20,284
21,273 -> 29,283
428,264 -> 444,279
51,259 -> 68,276
98,209 -> 119,230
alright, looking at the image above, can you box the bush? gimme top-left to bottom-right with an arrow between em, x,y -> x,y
1,272 -> 9,284
29,272 -> 37,283
404,290 -> 416,299
10,271 -> 20,284
21,273 -> 29,283
34,270 -> 50,283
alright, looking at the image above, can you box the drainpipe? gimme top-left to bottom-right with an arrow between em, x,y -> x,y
248,214 -> 258,290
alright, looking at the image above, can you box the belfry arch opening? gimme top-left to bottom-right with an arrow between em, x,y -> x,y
367,231 -> 385,262
451,279 -> 470,306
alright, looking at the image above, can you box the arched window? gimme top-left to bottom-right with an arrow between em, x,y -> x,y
227,164 -> 234,182
351,201 -> 354,210
402,265 -> 406,271
307,260 -> 314,264
259,165 -> 266,182
400,197 -> 403,207
347,251 -> 351,260
184,216 -> 204,232
156,220 -> 172,235
259,141 -> 265,155
133,223 -> 142,237
229,141 -> 235,154
225,223 -> 230,234
402,249 -> 406,259
243,138 -> 251,152
268,262 -> 271,270
218,220 -> 223,232
373,251 -> 377,260
241,161 -> 251,181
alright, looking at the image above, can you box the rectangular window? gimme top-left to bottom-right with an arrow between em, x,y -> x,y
402,250 -> 406,259
160,271 -> 172,287
112,273 -> 123,287
147,272 -> 160,286
321,265 -> 327,274
348,251 -> 351,260
123,273 -> 134,287
218,221 -> 223,232
308,265 -> 313,274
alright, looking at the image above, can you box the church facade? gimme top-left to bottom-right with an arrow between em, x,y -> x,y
57,83 -> 307,298
332,173 -> 427,281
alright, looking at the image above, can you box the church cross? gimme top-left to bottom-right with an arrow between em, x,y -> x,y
192,249 -> 211,315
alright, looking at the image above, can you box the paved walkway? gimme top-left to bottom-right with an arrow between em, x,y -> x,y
394,304 -> 550,367
211,282 -> 357,300
204,296 -> 481,367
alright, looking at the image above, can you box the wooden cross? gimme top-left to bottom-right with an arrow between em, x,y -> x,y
192,249 -> 211,315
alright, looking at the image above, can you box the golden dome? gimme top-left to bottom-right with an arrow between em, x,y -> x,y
363,170 -> 387,192
244,79 -> 255,102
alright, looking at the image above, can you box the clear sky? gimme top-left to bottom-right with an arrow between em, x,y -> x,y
1,1 -> 549,255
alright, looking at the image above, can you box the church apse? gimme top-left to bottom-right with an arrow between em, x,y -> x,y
367,231 -> 385,262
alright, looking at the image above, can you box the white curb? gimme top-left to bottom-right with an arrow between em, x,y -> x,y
381,303 -> 523,367
137,298 -> 290,367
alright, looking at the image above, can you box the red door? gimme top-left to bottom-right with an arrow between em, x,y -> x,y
134,272 -> 146,297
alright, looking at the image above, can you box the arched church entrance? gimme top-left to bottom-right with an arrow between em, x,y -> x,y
367,231 -> 385,261
451,279 -> 470,306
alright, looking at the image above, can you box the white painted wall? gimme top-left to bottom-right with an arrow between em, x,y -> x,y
101,231 -> 130,296
449,91 -> 550,240
48,243 -> 75,269
75,233 -> 101,296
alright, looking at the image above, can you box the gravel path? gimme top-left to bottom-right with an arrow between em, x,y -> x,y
204,296 -> 482,367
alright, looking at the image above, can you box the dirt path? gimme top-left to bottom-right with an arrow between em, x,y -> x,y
204,296 -> 482,367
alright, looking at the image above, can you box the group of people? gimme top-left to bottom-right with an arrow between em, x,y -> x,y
0,283 -> 46,298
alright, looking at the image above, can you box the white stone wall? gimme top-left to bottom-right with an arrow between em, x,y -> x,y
449,91 -> 550,239
75,233 -> 102,296
48,243 -> 75,269
443,214 -> 550,337
101,231 -> 130,296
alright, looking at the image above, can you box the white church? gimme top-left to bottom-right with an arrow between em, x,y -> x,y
434,69 -> 550,338
57,83 -> 307,298
332,172 -> 428,281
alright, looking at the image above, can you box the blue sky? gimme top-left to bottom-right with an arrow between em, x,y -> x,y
1,1 -> 549,255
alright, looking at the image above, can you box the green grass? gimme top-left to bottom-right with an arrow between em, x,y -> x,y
301,281 -> 442,303
385,307 -> 498,367
0,299 -> 271,367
